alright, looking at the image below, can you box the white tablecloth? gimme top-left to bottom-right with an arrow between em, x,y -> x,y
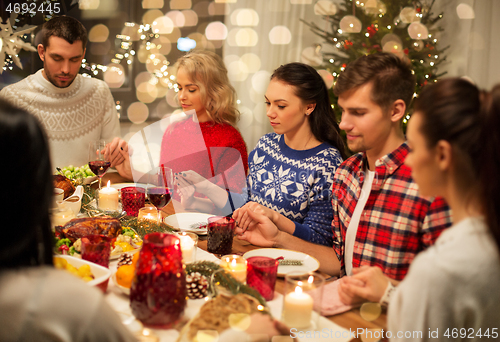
105,248 -> 351,342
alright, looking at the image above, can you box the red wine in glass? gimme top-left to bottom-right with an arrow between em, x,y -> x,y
88,160 -> 111,177
148,187 -> 172,209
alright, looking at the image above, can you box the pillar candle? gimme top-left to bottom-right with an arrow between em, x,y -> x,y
283,286 -> 314,328
178,234 -> 196,263
98,181 -> 119,211
220,255 -> 247,283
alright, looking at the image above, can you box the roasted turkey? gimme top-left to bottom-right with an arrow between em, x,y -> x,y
53,174 -> 76,199
55,217 -> 121,242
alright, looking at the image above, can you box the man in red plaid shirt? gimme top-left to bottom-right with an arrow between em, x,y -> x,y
234,53 -> 451,281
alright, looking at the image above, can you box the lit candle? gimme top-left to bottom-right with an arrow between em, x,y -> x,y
282,286 -> 314,329
178,233 -> 197,263
138,206 -> 158,222
98,181 -> 119,211
220,255 -> 247,283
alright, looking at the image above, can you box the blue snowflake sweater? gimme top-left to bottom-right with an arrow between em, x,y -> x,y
226,133 -> 343,246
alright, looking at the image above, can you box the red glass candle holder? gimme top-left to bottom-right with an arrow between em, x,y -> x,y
130,233 -> 186,328
207,216 -> 235,256
81,235 -> 111,268
246,256 -> 279,301
121,186 -> 146,217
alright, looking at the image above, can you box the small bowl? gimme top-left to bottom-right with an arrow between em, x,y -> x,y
64,185 -> 83,215
54,255 -> 111,292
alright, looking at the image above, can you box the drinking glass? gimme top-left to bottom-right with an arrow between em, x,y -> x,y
246,256 -> 279,301
88,140 -> 111,189
130,233 -> 186,328
146,166 -> 173,222
207,216 -> 235,256
121,186 -> 146,217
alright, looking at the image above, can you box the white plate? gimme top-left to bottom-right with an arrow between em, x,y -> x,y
163,213 -> 214,235
110,183 -> 148,190
243,248 -> 320,277
54,255 -> 111,288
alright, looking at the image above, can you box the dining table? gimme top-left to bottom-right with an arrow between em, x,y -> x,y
102,172 -> 388,342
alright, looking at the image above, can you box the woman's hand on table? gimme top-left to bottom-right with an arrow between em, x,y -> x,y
337,266 -> 390,305
233,202 -> 277,232
234,208 -> 280,248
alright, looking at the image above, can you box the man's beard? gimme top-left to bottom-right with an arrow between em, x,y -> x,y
43,64 -> 76,88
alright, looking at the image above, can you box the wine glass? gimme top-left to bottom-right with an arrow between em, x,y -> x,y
147,166 -> 173,222
88,140 -> 111,189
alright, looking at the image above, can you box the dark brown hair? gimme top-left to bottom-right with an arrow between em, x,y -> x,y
0,99 -> 54,269
41,16 -> 88,50
334,52 -> 415,111
414,77 -> 500,253
271,62 -> 347,159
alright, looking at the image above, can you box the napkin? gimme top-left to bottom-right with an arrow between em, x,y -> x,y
309,280 -> 358,316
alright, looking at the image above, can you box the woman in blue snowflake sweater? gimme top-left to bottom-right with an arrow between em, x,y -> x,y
176,63 -> 347,246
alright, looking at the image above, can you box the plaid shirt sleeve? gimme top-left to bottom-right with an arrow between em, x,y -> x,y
420,196 -> 452,248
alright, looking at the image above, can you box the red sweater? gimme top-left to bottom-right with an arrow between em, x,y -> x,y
159,118 -> 248,197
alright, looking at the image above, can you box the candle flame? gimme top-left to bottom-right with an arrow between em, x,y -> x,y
294,286 -> 303,294
107,180 -> 111,188
231,259 -> 237,267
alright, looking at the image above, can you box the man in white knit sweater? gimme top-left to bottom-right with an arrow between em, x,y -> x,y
0,16 -> 125,169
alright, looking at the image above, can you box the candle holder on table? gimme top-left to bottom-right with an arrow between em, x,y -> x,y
220,254 -> 247,284
130,232 -> 186,328
282,271 -> 325,330
176,232 -> 198,264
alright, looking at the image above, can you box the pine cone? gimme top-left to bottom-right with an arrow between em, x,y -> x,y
117,253 -> 133,267
186,272 -> 208,299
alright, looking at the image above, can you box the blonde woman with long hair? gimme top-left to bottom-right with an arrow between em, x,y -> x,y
115,50 -> 248,194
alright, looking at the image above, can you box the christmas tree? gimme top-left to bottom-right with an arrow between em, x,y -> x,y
303,0 -> 448,128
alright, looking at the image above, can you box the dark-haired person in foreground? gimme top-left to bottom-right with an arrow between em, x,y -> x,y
0,15 -> 125,169
235,53 -> 451,282
0,99 -> 136,341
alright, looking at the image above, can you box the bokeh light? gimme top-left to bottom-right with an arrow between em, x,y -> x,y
166,88 -> 180,108
252,70 -> 271,94
205,22 -> 228,40
240,53 -> 261,73
399,7 -> 418,23
457,3 -> 475,19
269,26 -> 292,44
167,11 -> 186,27
182,10 -> 199,26
142,0 -> 164,9
104,63 -> 125,88
314,1 -> 337,15
170,0 -> 192,9
228,28 -> 259,47
339,15 -> 362,33
143,10 -> 164,25
408,22 -> 428,40
152,16 -> 175,34
121,23 -> 141,41
231,9 -> 259,26
188,32 -> 209,49
79,0 -> 100,10
88,24 -> 109,42
208,2 -> 228,15
227,60 -> 249,82
135,71 -> 155,88
137,82 -> 158,103
152,36 -> 172,55
177,37 -> 197,51
127,102 -> 149,124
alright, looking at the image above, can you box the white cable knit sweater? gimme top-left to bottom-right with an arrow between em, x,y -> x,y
0,69 -> 120,168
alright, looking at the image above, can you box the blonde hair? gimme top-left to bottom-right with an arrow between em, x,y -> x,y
177,50 -> 239,126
